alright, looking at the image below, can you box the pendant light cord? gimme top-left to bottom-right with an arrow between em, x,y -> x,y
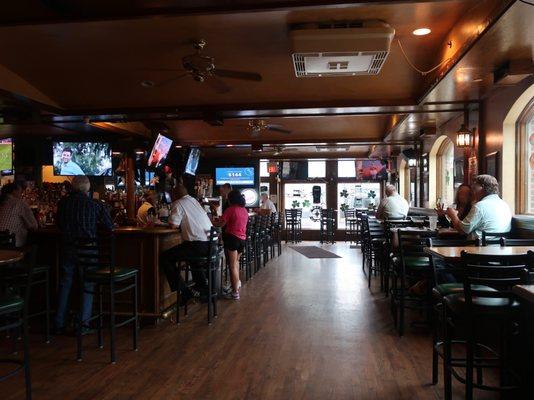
397,39 -> 452,76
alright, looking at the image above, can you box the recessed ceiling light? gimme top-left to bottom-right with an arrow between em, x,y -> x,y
140,80 -> 155,88
412,28 -> 431,36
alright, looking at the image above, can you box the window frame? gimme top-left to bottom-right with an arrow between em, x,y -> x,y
518,97 -> 534,214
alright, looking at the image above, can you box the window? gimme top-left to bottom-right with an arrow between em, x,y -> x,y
284,183 -> 326,229
337,160 -> 356,178
437,138 -> 455,206
307,160 -> 326,178
522,103 -> 534,213
259,160 -> 269,177
337,182 -> 380,229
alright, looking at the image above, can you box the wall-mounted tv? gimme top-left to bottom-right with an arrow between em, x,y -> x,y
53,141 -> 112,176
0,138 -> 13,175
184,148 -> 200,176
148,134 -> 173,168
355,160 -> 388,181
215,167 -> 255,186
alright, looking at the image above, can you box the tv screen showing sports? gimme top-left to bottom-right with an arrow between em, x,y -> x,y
355,160 -> 388,181
53,142 -> 112,176
148,134 -> 173,168
215,167 -> 255,186
0,138 -> 13,175
184,148 -> 200,176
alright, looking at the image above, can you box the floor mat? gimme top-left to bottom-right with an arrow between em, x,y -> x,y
289,246 -> 341,259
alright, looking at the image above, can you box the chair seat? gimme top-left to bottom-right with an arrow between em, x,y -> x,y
444,292 -> 520,316
85,266 -> 138,281
3,264 -> 50,278
0,295 -> 23,314
432,283 -> 496,300
403,256 -> 430,268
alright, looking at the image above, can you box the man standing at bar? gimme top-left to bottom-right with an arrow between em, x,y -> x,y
376,184 -> 409,220
447,174 -> 511,238
55,176 -> 113,334
59,146 -> 85,176
161,183 -> 213,305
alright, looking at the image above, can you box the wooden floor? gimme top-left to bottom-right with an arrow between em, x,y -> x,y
2,242 -> 499,400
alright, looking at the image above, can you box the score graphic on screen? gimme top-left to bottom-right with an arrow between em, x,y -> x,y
215,167 -> 255,186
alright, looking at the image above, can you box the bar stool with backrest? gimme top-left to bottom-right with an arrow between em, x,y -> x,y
0,230 -> 51,344
391,229 -> 437,336
344,209 -> 357,243
319,208 -> 336,244
427,237 -> 486,386
360,215 -> 386,288
284,209 -> 302,243
270,212 -> 282,256
175,227 -> 222,324
0,249 -> 33,400
75,233 -> 139,364
442,252 -> 528,400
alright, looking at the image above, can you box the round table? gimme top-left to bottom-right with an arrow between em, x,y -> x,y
0,249 -> 24,265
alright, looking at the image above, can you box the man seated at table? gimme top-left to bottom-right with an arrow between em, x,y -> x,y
446,174 -> 511,238
376,184 -> 409,220
0,182 -> 38,248
160,182 -> 213,305
260,192 -> 277,214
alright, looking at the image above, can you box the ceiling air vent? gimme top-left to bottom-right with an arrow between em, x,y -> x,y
289,20 -> 395,78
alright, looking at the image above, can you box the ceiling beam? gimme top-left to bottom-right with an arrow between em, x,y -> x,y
2,0 -> 457,27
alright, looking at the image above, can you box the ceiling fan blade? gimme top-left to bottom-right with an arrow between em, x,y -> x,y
213,69 -> 262,82
155,72 -> 190,87
206,76 -> 231,94
266,124 -> 292,134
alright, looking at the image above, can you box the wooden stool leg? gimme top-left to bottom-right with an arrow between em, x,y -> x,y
109,281 -> 116,364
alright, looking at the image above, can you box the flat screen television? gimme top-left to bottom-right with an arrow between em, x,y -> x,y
184,148 -> 200,176
0,138 -> 13,175
147,134 -> 173,168
355,160 -> 388,181
215,167 -> 255,186
53,141 -> 112,176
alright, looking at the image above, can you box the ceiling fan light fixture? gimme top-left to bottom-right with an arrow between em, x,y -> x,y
412,28 -> 431,36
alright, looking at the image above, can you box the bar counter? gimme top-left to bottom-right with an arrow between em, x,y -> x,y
31,226 -> 181,323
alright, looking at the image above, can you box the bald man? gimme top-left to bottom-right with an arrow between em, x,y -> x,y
160,183 -> 213,304
376,184 -> 409,220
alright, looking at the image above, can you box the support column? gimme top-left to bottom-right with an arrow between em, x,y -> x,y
126,154 -> 136,220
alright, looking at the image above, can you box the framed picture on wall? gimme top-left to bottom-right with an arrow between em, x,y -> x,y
484,151 -> 500,179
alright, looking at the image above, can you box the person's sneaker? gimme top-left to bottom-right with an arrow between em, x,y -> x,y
222,291 -> 240,300
232,291 -> 240,300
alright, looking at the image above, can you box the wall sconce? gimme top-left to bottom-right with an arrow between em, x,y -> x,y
456,124 -> 473,148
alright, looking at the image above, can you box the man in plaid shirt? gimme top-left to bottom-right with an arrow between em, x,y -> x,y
0,182 -> 38,247
55,176 -> 113,333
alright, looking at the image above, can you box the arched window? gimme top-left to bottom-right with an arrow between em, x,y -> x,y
519,99 -> 534,214
436,138 -> 455,206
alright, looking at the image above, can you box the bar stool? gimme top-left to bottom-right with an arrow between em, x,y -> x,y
175,227 -> 222,324
270,212 -> 282,256
344,209 -> 357,243
0,249 -> 33,400
75,234 -> 139,364
319,208 -> 336,244
0,231 -> 51,344
442,252 -> 527,400
284,209 -> 302,243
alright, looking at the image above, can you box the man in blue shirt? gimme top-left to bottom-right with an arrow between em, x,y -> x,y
59,147 -> 85,175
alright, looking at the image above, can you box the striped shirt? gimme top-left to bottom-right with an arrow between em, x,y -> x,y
0,194 -> 38,247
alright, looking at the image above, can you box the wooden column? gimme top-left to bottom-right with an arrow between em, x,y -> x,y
126,154 -> 136,220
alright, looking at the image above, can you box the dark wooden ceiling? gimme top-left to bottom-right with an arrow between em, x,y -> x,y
0,0 -> 529,158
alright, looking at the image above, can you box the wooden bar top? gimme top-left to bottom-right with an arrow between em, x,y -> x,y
425,245 -> 533,262
34,226 -> 179,236
0,249 -> 24,265
513,285 -> 534,305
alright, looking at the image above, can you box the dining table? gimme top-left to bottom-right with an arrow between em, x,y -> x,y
424,245 -> 533,262
0,249 -> 24,265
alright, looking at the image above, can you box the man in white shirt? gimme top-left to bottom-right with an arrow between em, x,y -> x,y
160,183 -> 213,304
260,192 -> 277,214
376,184 -> 409,220
447,174 -> 511,238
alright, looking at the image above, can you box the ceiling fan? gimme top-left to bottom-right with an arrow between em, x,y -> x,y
144,39 -> 262,93
247,119 -> 292,137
